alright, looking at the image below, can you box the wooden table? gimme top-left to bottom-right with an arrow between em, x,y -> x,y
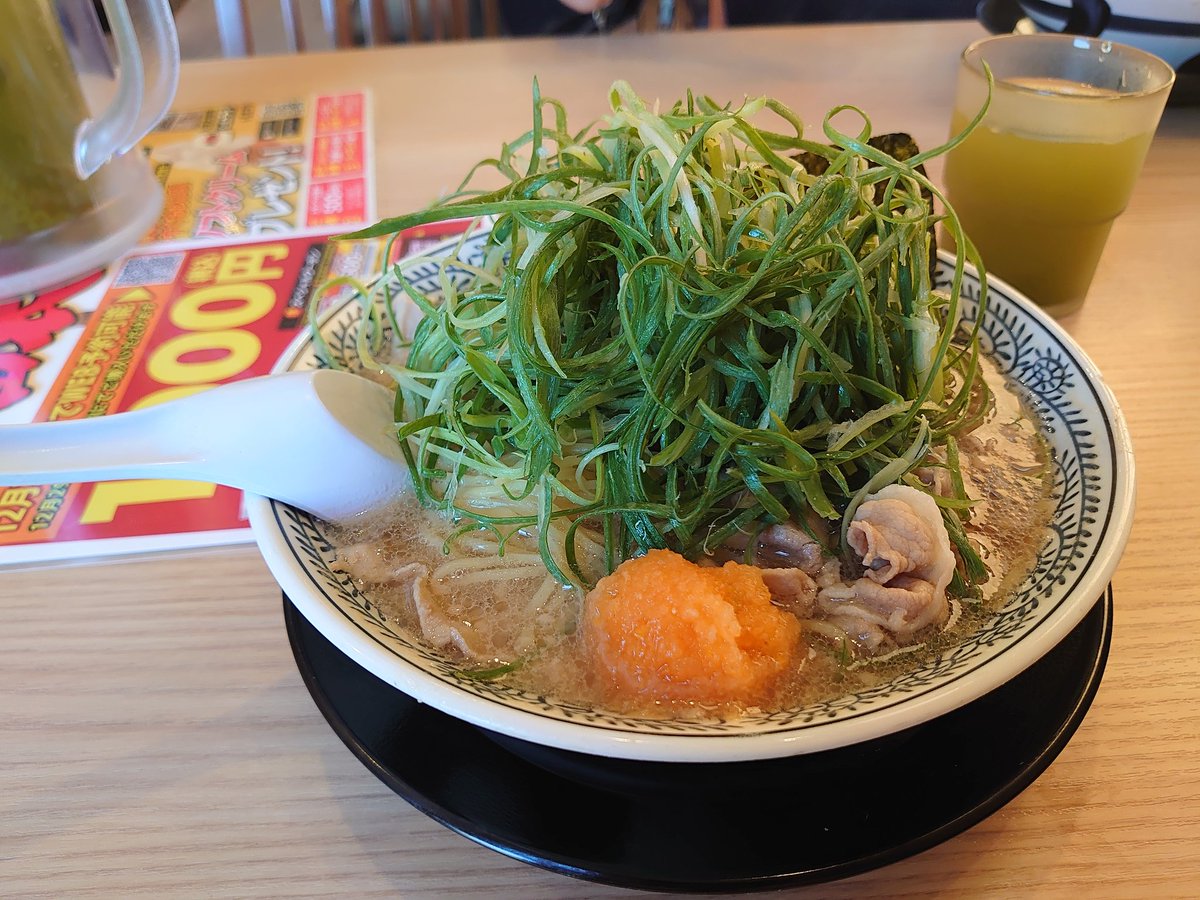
4,19 -> 1199,897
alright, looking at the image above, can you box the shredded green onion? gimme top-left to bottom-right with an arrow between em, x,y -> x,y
333,80 -> 991,589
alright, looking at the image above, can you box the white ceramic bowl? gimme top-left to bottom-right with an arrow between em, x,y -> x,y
245,232 -> 1135,763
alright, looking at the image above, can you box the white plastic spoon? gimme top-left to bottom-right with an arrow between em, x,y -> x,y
0,370 -> 409,521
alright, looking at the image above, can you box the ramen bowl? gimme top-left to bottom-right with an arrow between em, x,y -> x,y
245,232 -> 1134,764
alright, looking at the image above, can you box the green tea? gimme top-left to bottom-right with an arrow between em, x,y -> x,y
944,86 -> 1155,315
0,0 -> 98,242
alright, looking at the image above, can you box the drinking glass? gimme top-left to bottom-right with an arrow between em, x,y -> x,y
942,33 -> 1174,317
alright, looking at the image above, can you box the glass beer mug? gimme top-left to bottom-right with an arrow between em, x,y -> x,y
0,0 -> 179,299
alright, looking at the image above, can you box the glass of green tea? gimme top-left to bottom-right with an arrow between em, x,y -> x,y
943,34 -> 1175,318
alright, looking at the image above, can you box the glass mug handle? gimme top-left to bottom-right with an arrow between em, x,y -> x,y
74,0 -> 180,178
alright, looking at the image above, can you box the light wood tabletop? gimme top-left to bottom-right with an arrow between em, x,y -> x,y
4,18 -> 1199,898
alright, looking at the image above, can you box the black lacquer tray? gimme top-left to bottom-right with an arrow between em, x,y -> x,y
283,588 -> 1112,893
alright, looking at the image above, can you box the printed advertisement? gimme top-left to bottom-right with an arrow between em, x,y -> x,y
0,222 -> 469,567
140,91 -> 373,243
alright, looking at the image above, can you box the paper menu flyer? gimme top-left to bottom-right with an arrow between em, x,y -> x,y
0,222 -> 469,568
140,91 -> 373,243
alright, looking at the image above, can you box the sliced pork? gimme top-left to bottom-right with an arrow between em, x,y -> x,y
412,575 -> 484,658
334,546 -> 484,658
723,521 -> 829,574
914,462 -> 953,498
334,542 -> 423,583
758,567 -> 817,618
848,484 -> 955,594
817,484 -> 955,648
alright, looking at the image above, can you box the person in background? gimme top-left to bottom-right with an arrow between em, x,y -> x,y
502,0 -> 979,33
499,0 -> 640,34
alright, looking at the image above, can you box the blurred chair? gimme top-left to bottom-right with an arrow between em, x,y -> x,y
212,0 -> 502,56
383,0 -> 502,43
